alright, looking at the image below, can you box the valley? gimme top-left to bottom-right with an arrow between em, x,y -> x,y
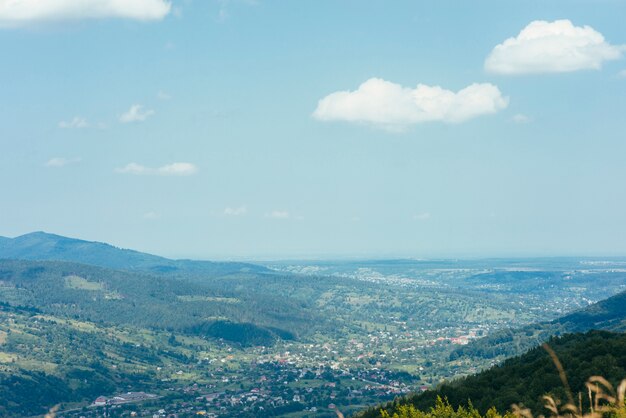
1,234 -> 625,416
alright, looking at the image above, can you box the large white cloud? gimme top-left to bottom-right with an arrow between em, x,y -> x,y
485,19 -> 625,75
313,78 -> 508,130
0,0 -> 171,27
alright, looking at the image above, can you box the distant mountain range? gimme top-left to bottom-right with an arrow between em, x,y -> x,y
0,231 -> 268,276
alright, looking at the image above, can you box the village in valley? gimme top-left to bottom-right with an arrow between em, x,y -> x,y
3,260 -> 625,417
56,311 -> 527,418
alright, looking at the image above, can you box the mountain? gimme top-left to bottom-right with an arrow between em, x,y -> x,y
0,231 -> 268,276
450,289 -> 626,361
358,330 -> 626,417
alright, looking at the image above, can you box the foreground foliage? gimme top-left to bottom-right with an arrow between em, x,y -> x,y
373,378 -> 626,418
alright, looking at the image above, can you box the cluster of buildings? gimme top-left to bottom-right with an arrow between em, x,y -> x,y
92,392 -> 157,406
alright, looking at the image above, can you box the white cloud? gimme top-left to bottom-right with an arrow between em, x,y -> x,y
485,20 -> 625,75
266,210 -> 290,219
413,212 -> 431,221
59,116 -> 89,129
224,206 -> 247,216
0,0 -> 171,27
119,104 -> 154,123
115,162 -> 150,175
618,69 -> 626,78
313,78 -> 508,131
45,157 -> 81,167
512,113 -> 531,124
115,162 -> 197,176
157,162 -> 197,176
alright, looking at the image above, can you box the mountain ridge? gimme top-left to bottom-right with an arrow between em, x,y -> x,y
0,231 -> 268,276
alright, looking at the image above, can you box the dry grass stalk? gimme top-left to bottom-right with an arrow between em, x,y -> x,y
509,344 -> 626,418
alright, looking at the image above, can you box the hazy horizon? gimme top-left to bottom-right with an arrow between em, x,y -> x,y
4,230 -> 626,262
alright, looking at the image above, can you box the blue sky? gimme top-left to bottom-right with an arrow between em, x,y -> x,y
1,0 -> 626,259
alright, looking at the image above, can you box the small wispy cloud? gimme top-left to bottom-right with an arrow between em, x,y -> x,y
618,69 -> 626,78
45,157 -> 81,168
157,90 -> 171,100
115,162 -> 149,175
413,212 -> 431,221
158,162 -> 197,176
115,162 -> 197,176
266,210 -> 290,219
224,206 -> 247,216
143,211 -> 160,220
215,0 -> 258,22
120,105 -> 154,123
512,113 -> 532,124
59,117 -> 89,129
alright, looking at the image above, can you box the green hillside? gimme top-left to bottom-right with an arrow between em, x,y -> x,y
0,259 -> 310,344
358,330 -> 626,418
0,302 -> 230,417
450,290 -> 626,361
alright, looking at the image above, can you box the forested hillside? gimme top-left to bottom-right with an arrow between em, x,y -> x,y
359,331 -> 626,418
0,301 -> 231,416
0,259 -> 308,344
450,290 -> 626,361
